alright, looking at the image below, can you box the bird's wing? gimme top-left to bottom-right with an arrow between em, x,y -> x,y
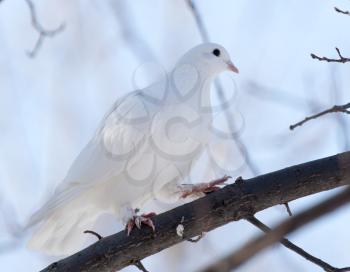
28,90 -> 153,225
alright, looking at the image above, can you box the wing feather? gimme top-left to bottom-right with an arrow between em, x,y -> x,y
28,91 -> 152,225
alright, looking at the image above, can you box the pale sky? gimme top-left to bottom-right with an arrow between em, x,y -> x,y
0,0 -> 350,271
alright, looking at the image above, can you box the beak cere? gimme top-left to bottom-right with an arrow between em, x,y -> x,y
226,61 -> 239,73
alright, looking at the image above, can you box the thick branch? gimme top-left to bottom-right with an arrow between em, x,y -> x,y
311,48 -> 350,63
41,151 -> 350,272
202,191 -> 350,272
290,102 -> 350,130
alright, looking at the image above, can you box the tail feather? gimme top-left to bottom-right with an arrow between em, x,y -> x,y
27,205 -> 100,256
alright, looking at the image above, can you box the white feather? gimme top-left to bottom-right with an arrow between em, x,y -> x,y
27,43 -> 237,255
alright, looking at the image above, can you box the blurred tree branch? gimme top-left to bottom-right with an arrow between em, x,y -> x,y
290,102 -> 350,130
186,0 -> 260,176
110,0 -> 156,62
245,80 -> 323,111
201,189 -> 350,272
335,7 -> 350,16
25,0 -> 65,58
41,151 -> 350,272
186,0 -> 209,42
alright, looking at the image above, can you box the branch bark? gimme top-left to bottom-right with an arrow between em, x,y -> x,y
41,151 -> 350,272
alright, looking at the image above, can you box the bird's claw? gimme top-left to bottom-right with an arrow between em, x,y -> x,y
181,175 -> 231,198
126,212 -> 156,236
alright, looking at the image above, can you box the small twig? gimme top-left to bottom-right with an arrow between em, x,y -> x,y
25,0 -> 65,58
133,260 -> 149,272
83,230 -> 103,241
335,7 -> 350,16
200,188 -> 350,272
329,67 -> 350,150
283,202 -> 293,216
311,48 -> 350,63
290,102 -> 350,130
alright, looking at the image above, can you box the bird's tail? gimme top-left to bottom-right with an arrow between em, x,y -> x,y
27,204 -> 100,256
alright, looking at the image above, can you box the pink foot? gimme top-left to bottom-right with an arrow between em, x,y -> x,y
180,175 -> 231,198
126,211 -> 156,236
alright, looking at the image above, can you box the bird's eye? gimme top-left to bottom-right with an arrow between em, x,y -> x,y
212,48 -> 221,57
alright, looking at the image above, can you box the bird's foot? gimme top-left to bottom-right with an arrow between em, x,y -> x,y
126,210 -> 156,236
180,175 -> 231,198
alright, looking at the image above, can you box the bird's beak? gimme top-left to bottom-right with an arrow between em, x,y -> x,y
226,61 -> 239,73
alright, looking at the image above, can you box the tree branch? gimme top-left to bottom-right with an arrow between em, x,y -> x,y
40,151 -> 350,272
290,102 -> 350,130
311,48 -> 350,63
201,188 -> 350,272
25,0 -> 65,58
335,7 -> 350,16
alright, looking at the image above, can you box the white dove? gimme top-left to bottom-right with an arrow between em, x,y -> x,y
27,43 -> 239,255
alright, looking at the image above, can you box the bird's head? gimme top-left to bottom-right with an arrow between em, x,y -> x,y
176,43 -> 239,77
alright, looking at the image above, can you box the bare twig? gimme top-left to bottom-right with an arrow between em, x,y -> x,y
25,0 -> 65,58
283,202 -> 293,216
40,151 -> 350,272
311,48 -> 350,63
83,230 -> 103,241
133,260 -> 149,272
201,188 -> 350,272
329,68 -> 350,150
335,7 -> 350,16
290,102 -> 350,130
247,217 -> 350,272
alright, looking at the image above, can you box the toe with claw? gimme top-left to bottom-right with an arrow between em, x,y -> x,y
181,175 -> 231,198
126,211 -> 156,236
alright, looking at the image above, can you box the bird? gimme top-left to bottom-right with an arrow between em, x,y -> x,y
27,43 -> 239,256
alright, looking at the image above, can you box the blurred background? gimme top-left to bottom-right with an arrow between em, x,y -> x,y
0,0 -> 350,271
